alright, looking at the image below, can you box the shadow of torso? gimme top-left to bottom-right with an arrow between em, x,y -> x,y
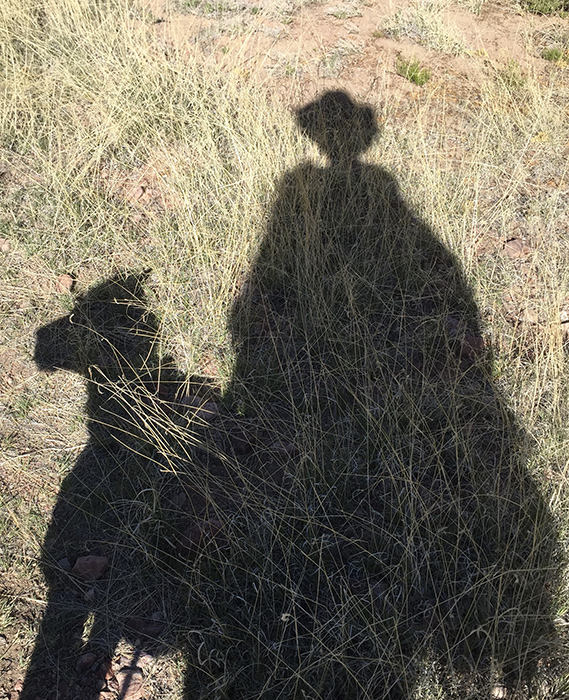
226,147 -> 559,697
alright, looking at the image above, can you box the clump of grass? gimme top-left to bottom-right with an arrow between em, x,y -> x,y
455,0 -> 485,15
543,46 -> 565,60
396,56 -> 431,85
534,26 -> 569,63
497,58 -> 527,90
542,46 -> 569,65
522,0 -> 568,14
382,0 -> 465,55
326,5 -> 363,19
178,0 -> 234,14
318,39 -> 362,78
10,390 -> 37,420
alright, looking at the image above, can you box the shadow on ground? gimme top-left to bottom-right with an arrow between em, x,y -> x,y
22,272 -> 232,698
22,92 -> 561,700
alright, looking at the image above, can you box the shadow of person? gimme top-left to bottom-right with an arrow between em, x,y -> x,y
21,272 -> 221,699
222,92 -> 560,699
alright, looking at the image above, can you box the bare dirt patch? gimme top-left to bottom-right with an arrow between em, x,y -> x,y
145,0 -> 567,105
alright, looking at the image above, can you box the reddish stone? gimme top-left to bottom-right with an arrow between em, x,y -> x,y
72,555 -> 108,581
56,274 -> 75,293
76,651 -> 98,673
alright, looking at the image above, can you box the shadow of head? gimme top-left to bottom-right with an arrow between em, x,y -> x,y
295,91 -> 379,163
34,270 -> 157,380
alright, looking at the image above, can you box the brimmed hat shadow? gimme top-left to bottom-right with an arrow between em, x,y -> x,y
295,90 -> 378,162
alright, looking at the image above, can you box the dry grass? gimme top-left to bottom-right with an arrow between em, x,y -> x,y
381,0 -> 466,55
1,1 -> 569,699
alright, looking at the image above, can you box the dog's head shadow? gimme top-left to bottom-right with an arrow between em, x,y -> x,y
35,270 -> 157,379
33,270 -> 175,451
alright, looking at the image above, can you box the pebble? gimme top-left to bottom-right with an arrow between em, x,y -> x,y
504,238 -> 530,260
115,667 -> 144,700
76,651 -> 98,673
56,273 -> 75,293
72,555 -> 108,581
58,557 -> 71,571
460,333 -> 485,360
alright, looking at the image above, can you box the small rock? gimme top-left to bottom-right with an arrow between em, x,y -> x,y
137,652 -> 155,667
269,440 -> 299,457
94,692 -> 114,700
98,658 -> 114,681
0,237 -> 10,253
460,334 -> 485,361
76,651 -> 98,673
179,395 -> 219,422
115,668 -> 144,700
58,557 -> 72,571
57,679 -> 69,698
118,655 -> 134,669
445,314 -> 462,337
125,617 -> 166,640
84,587 -> 96,603
72,555 -> 108,581
504,238 -> 530,260
491,685 -> 508,699
56,273 -> 75,293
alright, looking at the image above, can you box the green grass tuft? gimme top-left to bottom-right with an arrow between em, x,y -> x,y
542,46 -> 566,61
396,56 -> 431,85
522,0 -> 568,13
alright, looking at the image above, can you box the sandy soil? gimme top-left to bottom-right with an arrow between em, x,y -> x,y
143,0 -> 567,108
